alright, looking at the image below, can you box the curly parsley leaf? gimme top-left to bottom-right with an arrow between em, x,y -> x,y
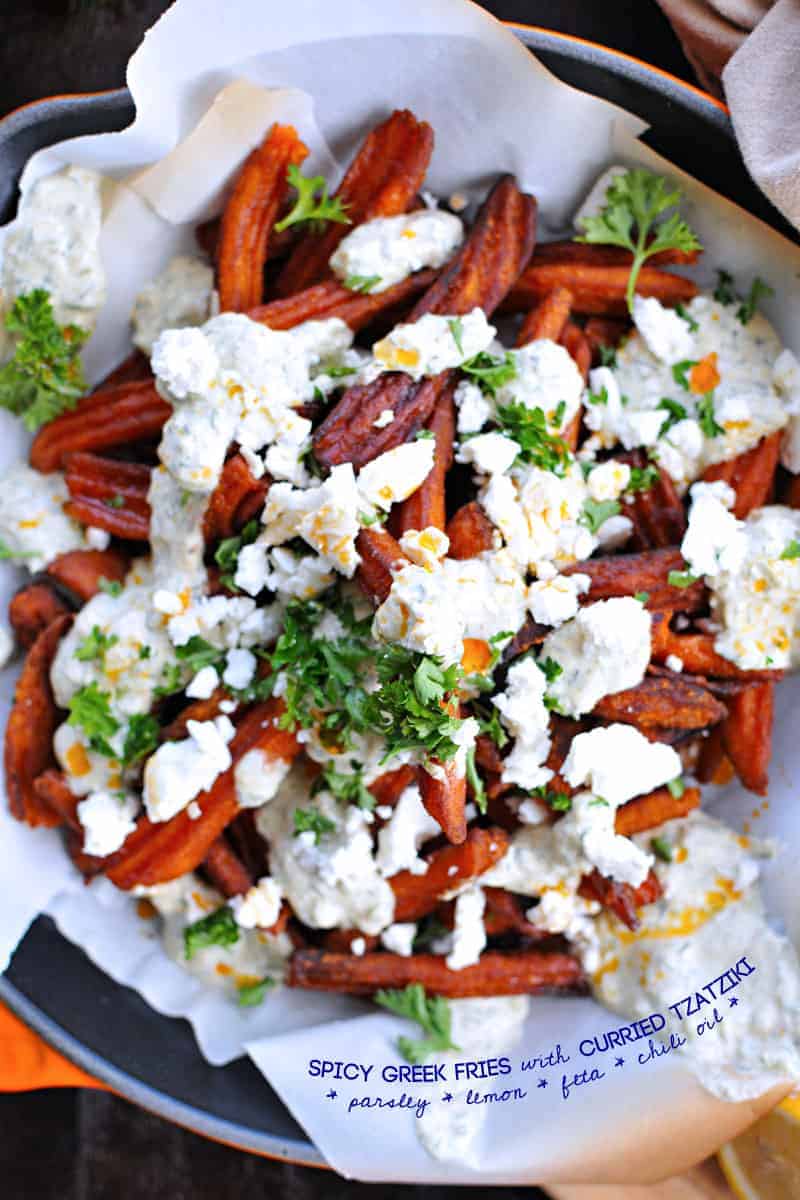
780,539 -> 800,561
580,497 -> 621,534
587,385 -> 608,406
461,350 -> 517,397
367,647 -> 464,763
0,290 -> 88,431
627,463 -> 660,493
75,626 -> 119,663
495,402 -> 570,474
184,906 -> 239,961
122,713 -> 160,767
312,761 -> 375,811
175,636 -> 225,675
576,169 -> 701,314
293,807 -> 337,843
375,983 -> 459,1064
274,165 -> 351,233
343,274 -> 381,294
67,683 -> 119,757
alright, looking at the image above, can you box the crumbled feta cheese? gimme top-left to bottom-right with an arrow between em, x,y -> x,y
373,308 -> 494,379
330,209 -> 463,292
665,654 -> 684,673
526,572 -> 590,627
185,665 -> 219,700
540,597 -> 651,716
77,790 -> 139,856
446,885 -> 487,970
350,936 -> 367,957
454,379 -> 492,434
570,790 -> 654,887
680,480 -> 744,578
399,527 -> 449,570
381,922 -> 416,956
457,431 -> 519,476
262,547 -> 334,600
373,409 -> 395,428
143,716 -> 235,823
222,647 -> 256,691
132,255 -> 216,354
376,785 -> 440,877
495,339 -> 584,433
563,724 -> 682,805
586,459 -> 631,502
492,656 -> 552,790
259,464 -> 361,577
480,461 -> 596,573
230,876 -> 283,929
187,801 -> 202,820
632,295 -> 694,365
357,440 -> 435,511
0,465 -> 85,570
234,747 -> 292,809
153,588 -> 184,616
85,526 -> 111,551
594,513 -> 633,551
0,625 -> 14,670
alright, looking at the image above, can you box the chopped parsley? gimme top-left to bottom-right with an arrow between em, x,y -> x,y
667,776 -> 686,799
0,290 -> 88,431
587,385 -> 608,406
97,577 -> 122,597
414,429 -> 435,441
667,569 -> 698,589
75,626 -> 119,663
461,350 -> 517,397
104,494 -> 126,509
651,836 -> 673,863
736,277 -> 774,326
374,983 -> 459,1064
448,317 -> 464,355
293,807 -> 337,843
175,636 -> 225,675
237,977 -> 276,1007
598,345 -> 618,368
627,464 -> 660,493
214,519 -> 260,592
465,746 -> 487,815
312,762 -> 374,811
532,784 -> 571,813
580,497 -> 621,533
121,713 -> 160,767
274,165 -> 351,233
576,168 -> 701,313
714,269 -> 736,306
472,699 -> 508,749
657,396 -> 687,437
537,656 -> 563,684
0,540 -> 34,561
343,274 -> 381,294
67,683 -> 119,757
588,796 -> 610,808
671,360 -> 697,392
367,647 -> 465,764
696,393 -> 723,438
325,365 -> 357,379
495,402 -> 570,474
780,540 -> 800,561
675,302 -> 699,332
183,905 -> 239,961
634,591 -> 650,604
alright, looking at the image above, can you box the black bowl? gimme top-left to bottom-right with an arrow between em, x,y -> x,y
0,25 -> 793,1166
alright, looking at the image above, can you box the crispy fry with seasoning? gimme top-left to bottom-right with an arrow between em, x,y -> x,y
614,785 -> 701,837
355,527 -> 408,604
503,263 -> 697,318
531,240 -> 699,269
419,759 -> 467,845
46,548 -> 129,603
720,681 -> 774,795
578,867 -> 663,931
30,381 -> 171,473
9,584 -> 70,648
106,701 -> 299,889
702,432 -> 781,518
4,615 -> 72,827
250,269 -> 436,333
559,321 -> 592,382
274,110 -> 434,298
393,384 -> 455,534
445,501 -> 496,559
565,547 -> 707,614
64,452 -> 151,540
391,826 -> 509,922
203,837 -> 254,898
584,316 -> 629,362
592,675 -> 727,730
218,124 -> 309,312
288,947 -> 586,997
202,453 -> 269,543
368,764 -> 417,811
516,285 -> 573,346
650,613 -> 782,682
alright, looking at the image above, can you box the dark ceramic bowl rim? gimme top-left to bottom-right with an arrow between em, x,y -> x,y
0,24 -> 790,1168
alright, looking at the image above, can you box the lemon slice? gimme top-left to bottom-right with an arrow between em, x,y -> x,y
718,1102 -> 800,1199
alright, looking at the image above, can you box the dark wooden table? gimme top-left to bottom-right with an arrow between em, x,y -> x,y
0,3 -> 692,1196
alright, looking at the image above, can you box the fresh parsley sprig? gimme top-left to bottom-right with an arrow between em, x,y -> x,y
495,402 -> 570,475
67,682 -> 119,757
0,290 -> 88,431
576,169 -> 701,314
461,350 -> 517,397
375,983 -> 459,1064
275,165 -> 351,233
312,761 -> 375,811
580,497 -> 621,534
184,906 -> 239,961
293,807 -> 337,843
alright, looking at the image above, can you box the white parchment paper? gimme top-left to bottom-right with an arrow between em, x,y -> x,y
1,0 -> 799,1183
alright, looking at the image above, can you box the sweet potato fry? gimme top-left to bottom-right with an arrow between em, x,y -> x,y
503,263 -> 697,318
614,785 -> 701,837
393,384 -> 455,534
445,501 -> 496,559
106,701 -> 299,889
649,613 -> 782,682
561,409 -> 582,451
202,453 -> 269,543
720,682 -> 773,795
578,868 -> 663,931
559,321 -> 592,381
618,450 -> 686,550
592,675 -> 727,730
368,764 -> 417,811
694,725 -> 734,786
46,548 -> 129,603
419,760 -> 467,845
94,351 -> 153,391
391,826 -> 509,922
30,381 -> 171,473
355,527 -> 408,604
250,269 -> 436,333
5,614 -> 72,827
503,616 -> 549,661
482,888 -> 550,940
702,432 -> 781,518
784,474 -> 800,510
564,548 -> 707,614
203,836 -> 253,898
218,124 -> 309,312
274,109 -> 434,298
32,768 -> 81,830
288,947 -> 586,997
322,930 -> 380,954
584,316 -> 629,363
64,452 -> 151,541
531,241 -> 700,269
158,691 -> 227,744
9,584 -> 70,648
516,285 -> 573,346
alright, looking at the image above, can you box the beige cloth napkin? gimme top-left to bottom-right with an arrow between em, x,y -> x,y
656,0 -> 800,230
